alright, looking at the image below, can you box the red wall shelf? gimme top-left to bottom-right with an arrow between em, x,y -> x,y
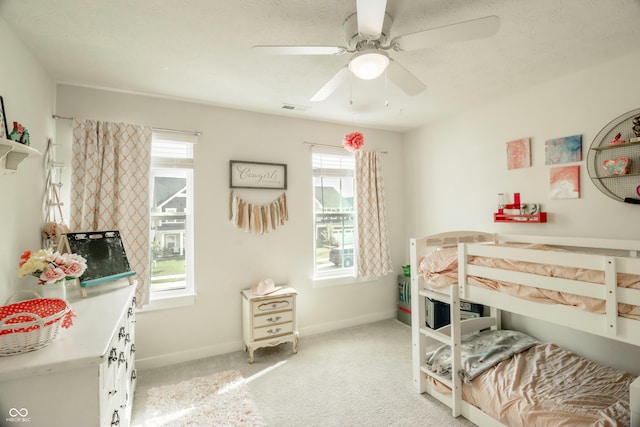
494,212 -> 547,223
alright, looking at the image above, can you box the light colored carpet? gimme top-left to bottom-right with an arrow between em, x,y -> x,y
133,319 -> 476,427
143,369 -> 264,427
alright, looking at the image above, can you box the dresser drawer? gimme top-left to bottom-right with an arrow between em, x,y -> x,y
253,310 -> 293,328
253,322 -> 294,340
253,296 -> 293,313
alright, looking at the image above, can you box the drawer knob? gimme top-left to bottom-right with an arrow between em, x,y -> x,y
108,348 -> 118,366
111,409 -> 120,426
120,392 -> 129,408
267,316 -> 281,323
267,327 -> 282,335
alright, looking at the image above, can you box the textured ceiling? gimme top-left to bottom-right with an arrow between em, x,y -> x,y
1,0 -> 640,132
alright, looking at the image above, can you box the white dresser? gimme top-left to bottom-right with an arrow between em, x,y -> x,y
0,282 -> 137,427
241,287 -> 298,363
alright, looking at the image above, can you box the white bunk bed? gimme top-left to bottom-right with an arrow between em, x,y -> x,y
409,231 -> 640,427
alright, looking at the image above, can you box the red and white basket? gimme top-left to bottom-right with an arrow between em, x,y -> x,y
0,290 -> 75,356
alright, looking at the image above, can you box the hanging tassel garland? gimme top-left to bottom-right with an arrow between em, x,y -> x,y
229,191 -> 288,234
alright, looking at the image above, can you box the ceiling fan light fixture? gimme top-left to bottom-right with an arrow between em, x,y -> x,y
348,50 -> 389,80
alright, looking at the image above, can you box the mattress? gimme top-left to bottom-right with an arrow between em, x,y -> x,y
418,244 -> 640,319
429,341 -> 635,426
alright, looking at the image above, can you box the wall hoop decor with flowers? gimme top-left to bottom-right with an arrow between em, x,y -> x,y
586,107 -> 640,204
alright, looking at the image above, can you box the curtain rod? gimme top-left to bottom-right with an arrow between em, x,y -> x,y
52,114 -> 202,137
303,141 -> 388,154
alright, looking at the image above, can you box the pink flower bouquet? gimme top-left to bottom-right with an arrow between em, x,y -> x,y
18,249 -> 87,285
343,132 -> 364,153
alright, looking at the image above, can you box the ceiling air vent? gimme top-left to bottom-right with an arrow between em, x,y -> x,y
281,103 -> 308,112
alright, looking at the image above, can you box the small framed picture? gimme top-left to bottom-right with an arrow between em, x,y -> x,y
230,160 -> 287,189
0,96 -> 8,139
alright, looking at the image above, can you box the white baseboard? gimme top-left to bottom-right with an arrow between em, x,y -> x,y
136,309 -> 397,370
136,340 -> 244,370
298,309 -> 396,336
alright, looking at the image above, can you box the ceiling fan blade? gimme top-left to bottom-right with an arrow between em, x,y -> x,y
386,59 -> 426,96
310,66 -> 349,102
356,0 -> 388,39
391,15 -> 500,52
252,45 -> 347,55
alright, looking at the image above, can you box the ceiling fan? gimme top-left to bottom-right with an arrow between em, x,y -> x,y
253,0 -> 500,102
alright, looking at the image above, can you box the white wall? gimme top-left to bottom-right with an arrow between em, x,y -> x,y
404,49 -> 640,374
55,85 -> 406,367
0,17 -> 54,304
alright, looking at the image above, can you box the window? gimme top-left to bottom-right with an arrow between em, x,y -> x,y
312,151 -> 356,279
149,131 -> 196,299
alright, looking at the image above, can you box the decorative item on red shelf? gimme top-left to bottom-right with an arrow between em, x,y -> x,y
607,132 -> 626,146
503,192 -> 521,209
494,192 -> 547,223
342,132 -> 364,153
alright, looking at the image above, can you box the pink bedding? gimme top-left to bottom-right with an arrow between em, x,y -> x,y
429,342 -> 635,426
418,244 -> 640,319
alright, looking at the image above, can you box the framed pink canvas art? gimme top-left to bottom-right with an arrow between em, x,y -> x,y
506,138 -> 531,170
550,165 -> 580,199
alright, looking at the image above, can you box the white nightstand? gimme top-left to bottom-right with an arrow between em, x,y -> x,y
241,287 -> 299,363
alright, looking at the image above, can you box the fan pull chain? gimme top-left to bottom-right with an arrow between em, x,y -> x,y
349,72 -> 354,106
384,69 -> 389,107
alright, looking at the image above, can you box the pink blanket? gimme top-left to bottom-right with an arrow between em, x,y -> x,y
429,342 -> 635,426
418,244 -> 640,319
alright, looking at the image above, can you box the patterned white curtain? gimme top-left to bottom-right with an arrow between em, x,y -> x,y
356,149 -> 393,277
70,120 -> 152,306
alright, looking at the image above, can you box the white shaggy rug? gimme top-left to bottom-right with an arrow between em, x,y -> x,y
144,370 -> 265,427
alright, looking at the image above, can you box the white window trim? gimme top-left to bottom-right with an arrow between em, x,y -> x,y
312,149 -> 357,281
312,275 -> 376,288
148,131 -> 196,308
138,292 -> 196,312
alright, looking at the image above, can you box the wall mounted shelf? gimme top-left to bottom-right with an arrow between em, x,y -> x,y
493,192 -> 548,223
0,138 -> 41,174
586,108 -> 640,203
493,212 -> 547,223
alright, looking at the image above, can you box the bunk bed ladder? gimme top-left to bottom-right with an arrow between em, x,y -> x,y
448,284 -> 463,416
416,287 -> 464,415
410,238 -> 464,417
409,239 -> 426,393
605,256 -> 618,337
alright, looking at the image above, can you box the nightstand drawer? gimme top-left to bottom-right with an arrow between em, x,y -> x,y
253,322 -> 294,340
253,296 -> 293,313
254,310 -> 293,328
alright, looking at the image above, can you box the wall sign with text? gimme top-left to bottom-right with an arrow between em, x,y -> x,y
229,160 -> 287,189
